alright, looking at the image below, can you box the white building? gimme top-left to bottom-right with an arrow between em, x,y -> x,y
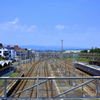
0,48 -> 16,60
63,50 -> 82,53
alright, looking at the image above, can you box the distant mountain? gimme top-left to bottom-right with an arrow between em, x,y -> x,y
19,45 -> 89,51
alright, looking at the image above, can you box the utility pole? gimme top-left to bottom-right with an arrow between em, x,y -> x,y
61,40 -> 63,52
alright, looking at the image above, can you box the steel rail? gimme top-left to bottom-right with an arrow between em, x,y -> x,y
10,79 -> 49,97
54,79 -> 95,98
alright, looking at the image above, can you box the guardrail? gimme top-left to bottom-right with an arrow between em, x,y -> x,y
0,76 -> 100,99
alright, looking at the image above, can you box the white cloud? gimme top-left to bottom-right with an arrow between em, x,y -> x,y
0,18 -> 37,32
55,25 -> 69,30
27,25 -> 37,32
8,18 -> 19,24
0,18 -> 19,30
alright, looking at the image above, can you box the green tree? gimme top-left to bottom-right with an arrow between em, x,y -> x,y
80,50 -> 88,53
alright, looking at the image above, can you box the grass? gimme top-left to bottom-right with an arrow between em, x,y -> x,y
76,58 -> 90,62
0,73 -> 18,84
64,58 -> 74,60
0,80 -> 4,84
0,57 -> 4,60
9,73 -> 18,77
64,57 -> 90,62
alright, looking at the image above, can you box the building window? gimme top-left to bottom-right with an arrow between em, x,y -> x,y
0,51 -> 1,53
4,51 -> 9,56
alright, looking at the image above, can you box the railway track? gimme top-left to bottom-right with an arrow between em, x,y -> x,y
0,58 -> 99,100
0,60 -> 39,97
10,59 -> 58,99
54,58 -> 100,98
10,60 -> 41,98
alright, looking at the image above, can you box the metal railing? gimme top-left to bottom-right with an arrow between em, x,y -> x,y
0,76 -> 100,99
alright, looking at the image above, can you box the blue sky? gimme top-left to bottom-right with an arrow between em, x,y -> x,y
0,0 -> 100,48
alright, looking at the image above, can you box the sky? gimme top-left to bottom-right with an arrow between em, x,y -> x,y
0,0 -> 100,48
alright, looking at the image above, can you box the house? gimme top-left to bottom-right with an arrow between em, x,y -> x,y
0,47 -> 16,60
0,43 -> 35,61
0,48 -> 8,59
